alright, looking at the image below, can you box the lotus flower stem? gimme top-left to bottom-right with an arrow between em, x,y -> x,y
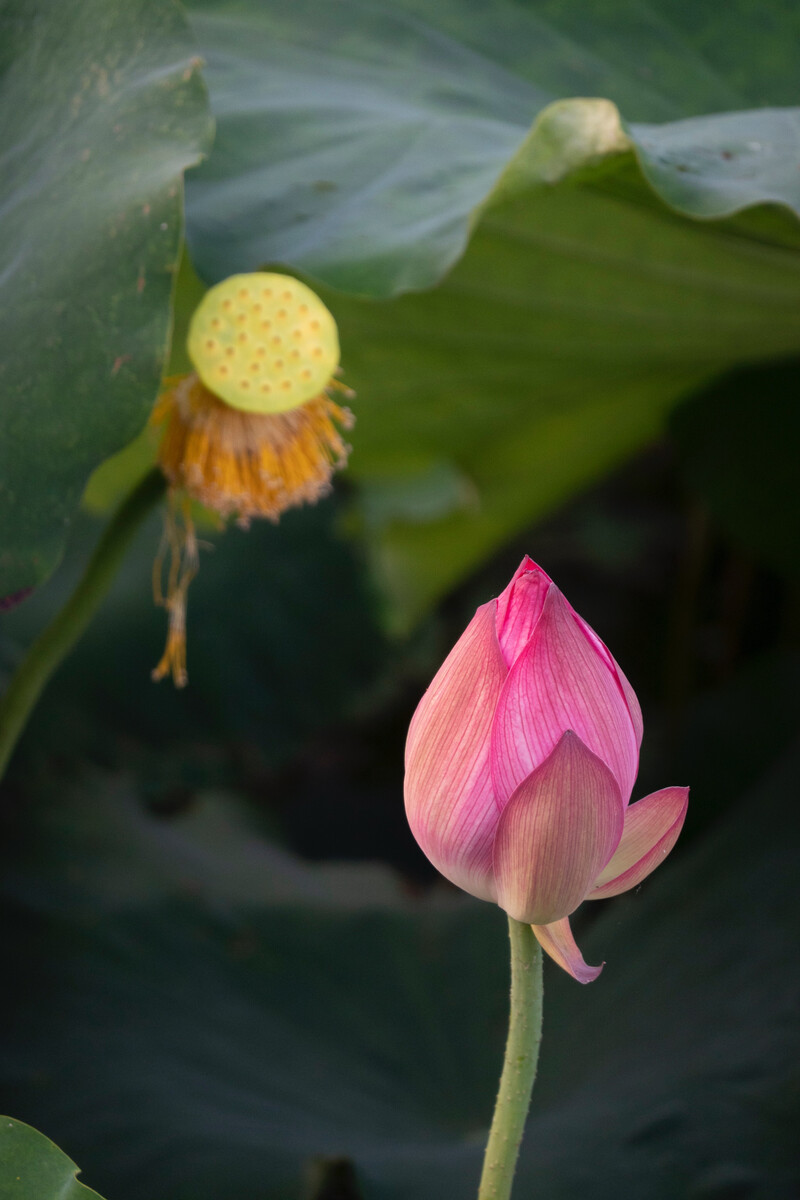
0,468 -> 166,780
478,917 -> 543,1200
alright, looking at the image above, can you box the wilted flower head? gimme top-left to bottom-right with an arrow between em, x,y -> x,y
404,557 -> 688,982
151,272 -> 353,685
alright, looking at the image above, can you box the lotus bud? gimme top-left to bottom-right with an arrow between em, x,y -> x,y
404,557 -> 688,982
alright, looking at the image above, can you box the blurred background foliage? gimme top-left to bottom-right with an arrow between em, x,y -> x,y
1,0 -> 800,1197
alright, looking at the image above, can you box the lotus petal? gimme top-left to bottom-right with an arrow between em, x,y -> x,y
532,916 -> 603,984
491,586 -> 641,806
493,732 -> 624,925
574,612 -> 643,750
587,785 -> 689,899
494,557 -> 551,668
404,601 -> 507,901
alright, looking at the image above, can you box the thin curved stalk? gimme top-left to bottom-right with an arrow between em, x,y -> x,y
478,917 -> 543,1200
0,468 -> 166,780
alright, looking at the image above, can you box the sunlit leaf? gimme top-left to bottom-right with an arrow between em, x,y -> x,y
0,1117 -> 106,1199
184,0 -> 800,295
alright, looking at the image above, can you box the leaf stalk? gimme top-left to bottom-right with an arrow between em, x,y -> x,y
0,468 -> 166,780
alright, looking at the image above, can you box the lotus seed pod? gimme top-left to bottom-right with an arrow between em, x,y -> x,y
187,273 -> 340,415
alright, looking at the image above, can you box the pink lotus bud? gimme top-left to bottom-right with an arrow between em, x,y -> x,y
404,557 -> 688,982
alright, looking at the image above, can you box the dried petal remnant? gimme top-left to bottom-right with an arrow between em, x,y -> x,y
153,373 -> 353,525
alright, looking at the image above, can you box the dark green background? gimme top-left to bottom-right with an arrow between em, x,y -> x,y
1,0 -> 799,1197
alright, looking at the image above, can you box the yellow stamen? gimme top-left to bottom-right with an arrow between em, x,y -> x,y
152,373 -> 353,525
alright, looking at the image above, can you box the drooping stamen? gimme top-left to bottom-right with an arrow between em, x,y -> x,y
151,491 -> 199,687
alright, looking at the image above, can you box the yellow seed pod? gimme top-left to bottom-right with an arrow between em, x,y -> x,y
187,272 -> 340,415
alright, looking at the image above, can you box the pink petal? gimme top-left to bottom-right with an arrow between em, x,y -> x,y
491,586 -> 640,807
587,786 -> 689,899
616,662 -> 643,750
404,601 -> 508,901
575,613 -> 643,751
494,557 -> 551,668
532,917 -> 603,984
492,732 -> 624,925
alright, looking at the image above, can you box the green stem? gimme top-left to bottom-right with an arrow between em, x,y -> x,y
477,918 -> 543,1200
0,468 -> 166,780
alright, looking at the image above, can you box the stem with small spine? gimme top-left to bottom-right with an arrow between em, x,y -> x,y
477,917 -> 543,1200
0,468 -> 166,780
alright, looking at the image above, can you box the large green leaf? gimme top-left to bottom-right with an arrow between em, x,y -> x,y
179,0 -> 800,626
0,0 -> 212,596
1,660 -> 798,1199
324,176 -> 800,624
184,0 -> 800,294
0,1118 -> 106,1199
